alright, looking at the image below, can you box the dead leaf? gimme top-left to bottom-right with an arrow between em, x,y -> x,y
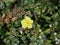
7,12 -> 12,18
4,15 -> 11,24
12,17 -> 17,22
18,27 -> 24,34
4,18 -> 10,24
1,13 -> 5,21
0,13 -> 5,23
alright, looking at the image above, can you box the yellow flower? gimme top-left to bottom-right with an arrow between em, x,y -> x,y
21,16 -> 33,29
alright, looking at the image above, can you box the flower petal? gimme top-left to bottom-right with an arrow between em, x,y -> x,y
28,24 -> 32,29
21,20 -> 27,28
30,20 -> 33,23
25,16 -> 31,20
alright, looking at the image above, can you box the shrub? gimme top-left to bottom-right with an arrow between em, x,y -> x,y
0,0 -> 60,45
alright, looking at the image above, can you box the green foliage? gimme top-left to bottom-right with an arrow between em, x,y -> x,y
0,0 -> 60,45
